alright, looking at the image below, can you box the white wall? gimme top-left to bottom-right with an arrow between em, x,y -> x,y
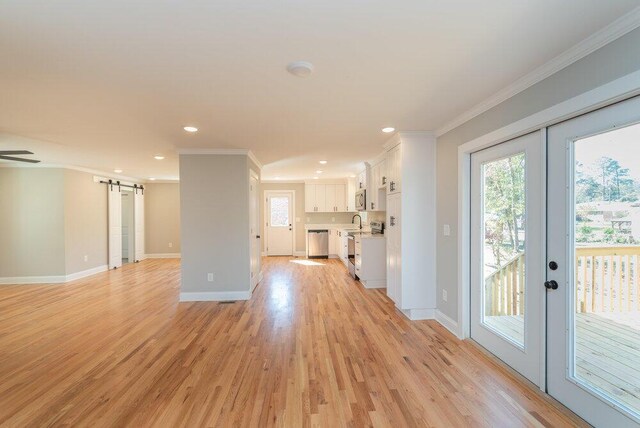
436,27 -> 640,322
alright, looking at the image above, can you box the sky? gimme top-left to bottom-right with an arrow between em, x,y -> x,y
575,121 -> 640,180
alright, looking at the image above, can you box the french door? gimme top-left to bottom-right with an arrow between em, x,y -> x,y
547,96 -> 640,426
266,192 -> 293,256
470,132 -> 544,385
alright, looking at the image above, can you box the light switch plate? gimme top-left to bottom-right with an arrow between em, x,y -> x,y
443,224 -> 451,236
442,289 -> 448,302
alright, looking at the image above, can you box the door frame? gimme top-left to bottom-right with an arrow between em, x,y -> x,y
264,189 -> 296,256
249,169 -> 262,290
456,69 -> 640,390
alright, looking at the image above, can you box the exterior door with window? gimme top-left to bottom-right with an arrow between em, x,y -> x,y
547,96 -> 640,426
266,192 -> 293,256
470,132 -> 544,385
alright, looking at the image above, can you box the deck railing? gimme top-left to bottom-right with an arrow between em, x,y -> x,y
484,246 -> 640,316
484,253 -> 525,316
576,246 -> 640,314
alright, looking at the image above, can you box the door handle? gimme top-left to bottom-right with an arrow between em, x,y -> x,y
544,280 -> 559,290
256,235 -> 261,239
382,176 -> 386,185
390,181 -> 395,191
390,216 -> 396,226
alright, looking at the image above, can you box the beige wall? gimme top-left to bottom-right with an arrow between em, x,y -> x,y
179,154 -> 252,294
260,182 -> 359,254
436,27 -> 640,322
0,168 -> 66,277
64,169 -> 108,274
145,183 -> 181,254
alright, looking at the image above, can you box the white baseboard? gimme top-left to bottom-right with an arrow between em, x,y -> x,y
294,251 -> 306,257
65,265 -> 108,282
145,253 -> 181,259
362,279 -> 386,289
179,290 -> 252,302
435,309 -> 461,338
0,264 -> 109,285
251,271 -> 264,291
400,307 -> 436,321
0,275 -> 66,285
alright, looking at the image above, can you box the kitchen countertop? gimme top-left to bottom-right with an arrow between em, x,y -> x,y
304,224 -> 369,231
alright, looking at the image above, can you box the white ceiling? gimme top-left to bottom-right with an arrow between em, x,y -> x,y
1,1 -> 638,181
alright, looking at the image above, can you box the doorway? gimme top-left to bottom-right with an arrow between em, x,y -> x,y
108,183 -> 145,269
121,191 -> 135,264
250,171 -> 261,290
470,132 -> 544,385
547,96 -> 640,426
264,191 -> 294,256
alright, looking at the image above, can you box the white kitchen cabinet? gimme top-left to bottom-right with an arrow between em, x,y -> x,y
386,144 -> 401,194
386,193 -> 401,303
328,229 -> 338,257
306,183 -> 348,213
347,178 -> 357,212
325,185 -> 336,212
383,132 -> 436,319
339,230 -> 349,265
357,169 -> 367,190
354,234 -> 386,289
335,185 -> 346,212
368,161 -> 387,212
305,184 -> 317,212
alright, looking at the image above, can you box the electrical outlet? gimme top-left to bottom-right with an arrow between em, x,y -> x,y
207,273 -> 214,282
83,255 -> 88,262
306,217 -> 311,222
442,289 -> 448,302
168,242 -> 173,248
331,217 -> 335,222
443,224 -> 451,236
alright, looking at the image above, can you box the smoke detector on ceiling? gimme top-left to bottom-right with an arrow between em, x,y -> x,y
287,61 -> 314,78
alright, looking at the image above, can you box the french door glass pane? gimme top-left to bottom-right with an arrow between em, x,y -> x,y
573,123 -> 640,415
270,197 -> 289,227
481,152 -> 526,346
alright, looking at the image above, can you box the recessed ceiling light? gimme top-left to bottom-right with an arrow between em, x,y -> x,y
287,61 -> 314,78
313,176 -> 319,180
316,170 -> 323,174
149,177 -> 156,181
154,155 -> 165,160
183,126 -> 198,133
319,160 -> 327,164
114,169 -> 123,173
350,174 -> 356,178
274,177 -> 281,180
382,127 -> 395,133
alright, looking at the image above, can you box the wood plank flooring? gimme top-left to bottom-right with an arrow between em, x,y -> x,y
0,257 -> 586,427
488,312 -> 640,414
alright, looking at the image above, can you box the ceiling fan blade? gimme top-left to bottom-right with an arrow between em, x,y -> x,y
0,150 -> 33,155
0,155 -> 41,163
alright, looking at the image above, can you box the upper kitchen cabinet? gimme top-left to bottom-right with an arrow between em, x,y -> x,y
305,182 -> 349,213
357,169 -> 367,190
368,157 -> 387,211
386,144 -> 401,194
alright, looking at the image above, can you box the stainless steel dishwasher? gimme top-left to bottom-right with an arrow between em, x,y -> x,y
307,230 -> 329,259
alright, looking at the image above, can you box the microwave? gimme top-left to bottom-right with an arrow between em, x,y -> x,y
355,189 -> 366,211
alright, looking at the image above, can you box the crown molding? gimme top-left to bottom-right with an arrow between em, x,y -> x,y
176,148 -> 263,170
382,131 -> 436,151
0,162 -> 143,183
435,6 -> 640,137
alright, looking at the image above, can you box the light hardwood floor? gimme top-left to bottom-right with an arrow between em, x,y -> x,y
0,257 -> 585,427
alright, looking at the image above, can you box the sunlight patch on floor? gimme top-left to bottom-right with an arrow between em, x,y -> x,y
290,259 -> 325,266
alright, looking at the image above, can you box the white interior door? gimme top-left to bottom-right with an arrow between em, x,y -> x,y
134,189 -> 144,262
470,132 -> 544,385
266,192 -> 293,256
547,96 -> 640,426
250,173 -> 260,288
108,184 -> 122,269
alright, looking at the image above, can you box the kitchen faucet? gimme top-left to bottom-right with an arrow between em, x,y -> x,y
352,214 -> 362,230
